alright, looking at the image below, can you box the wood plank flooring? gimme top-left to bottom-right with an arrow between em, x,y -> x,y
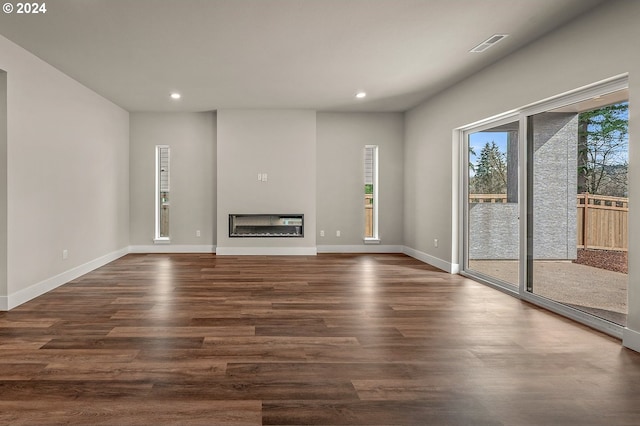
1,253 -> 640,425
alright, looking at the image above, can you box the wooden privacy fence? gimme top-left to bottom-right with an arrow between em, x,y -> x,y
468,192 -> 628,252
365,194 -> 373,237
577,193 -> 628,252
468,194 -> 507,203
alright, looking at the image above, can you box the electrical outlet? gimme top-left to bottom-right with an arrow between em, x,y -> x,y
320,230 -> 325,237
434,238 -> 438,248
262,173 -> 268,182
336,230 -> 341,237
62,249 -> 68,260
196,230 -> 201,237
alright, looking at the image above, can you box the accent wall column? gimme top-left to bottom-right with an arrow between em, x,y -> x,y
216,109 -> 317,255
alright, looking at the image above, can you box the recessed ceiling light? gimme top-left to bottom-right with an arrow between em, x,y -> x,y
355,92 -> 367,99
170,93 -> 181,100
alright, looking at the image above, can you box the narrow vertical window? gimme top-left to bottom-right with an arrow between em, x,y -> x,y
364,145 -> 379,242
155,145 -> 170,242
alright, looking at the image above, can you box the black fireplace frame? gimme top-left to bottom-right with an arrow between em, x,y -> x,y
229,214 -> 304,238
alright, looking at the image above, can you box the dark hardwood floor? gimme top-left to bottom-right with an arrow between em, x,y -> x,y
1,253 -> 640,425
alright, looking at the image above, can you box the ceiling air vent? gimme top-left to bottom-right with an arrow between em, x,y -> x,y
470,34 -> 508,53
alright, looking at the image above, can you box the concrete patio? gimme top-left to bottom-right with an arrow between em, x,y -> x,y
468,260 -> 628,325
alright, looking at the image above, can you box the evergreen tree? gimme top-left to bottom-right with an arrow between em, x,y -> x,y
471,141 -> 507,194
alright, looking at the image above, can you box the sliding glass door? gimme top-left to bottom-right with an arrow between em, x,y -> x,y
461,78 -> 629,334
527,89 -> 629,326
463,118 -> 519,289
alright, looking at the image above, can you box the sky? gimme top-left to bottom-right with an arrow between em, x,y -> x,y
468,131 -> 509,165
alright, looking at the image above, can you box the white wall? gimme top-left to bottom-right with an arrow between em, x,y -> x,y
0,70 -> 6,307
129,112 -> 216,251
0,35 -> 130,309
316,112 -> 404,250
216,109 -> 316,254
403,0 -> 640,345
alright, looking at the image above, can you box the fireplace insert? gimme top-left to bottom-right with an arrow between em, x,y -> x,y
229,214 -> 304,238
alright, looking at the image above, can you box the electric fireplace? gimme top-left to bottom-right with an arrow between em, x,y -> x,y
229,214 -> 304,238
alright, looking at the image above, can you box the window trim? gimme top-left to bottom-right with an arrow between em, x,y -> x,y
364,145 -> 380,243
154,145 -> 170,243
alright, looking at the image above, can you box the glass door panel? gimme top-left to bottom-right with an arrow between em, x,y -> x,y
465,120 -> 519,287
527,91 -> 629,325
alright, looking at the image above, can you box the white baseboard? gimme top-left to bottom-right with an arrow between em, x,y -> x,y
0,296 -> 7,311
623,328 -> 640,353
215,246 -> 317,256
7,247 -> 129,310
402,246 -> 454,273
316,245 -> 402,253
129,245 -> 216,253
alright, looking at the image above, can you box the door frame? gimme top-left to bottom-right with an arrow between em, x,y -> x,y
457,74 -> 628,338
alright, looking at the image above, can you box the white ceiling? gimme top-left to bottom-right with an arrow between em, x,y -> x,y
0,0 -> 606,112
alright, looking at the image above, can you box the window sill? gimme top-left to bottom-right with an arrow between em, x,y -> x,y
154,238 -> 171,244
363,238 -> 380,245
